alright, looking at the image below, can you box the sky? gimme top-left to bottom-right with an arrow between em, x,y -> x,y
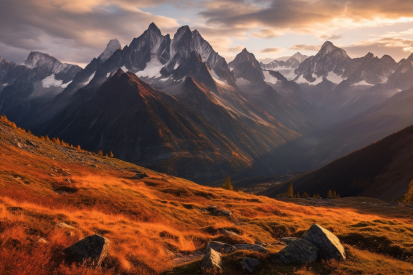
1,0 -> 413,67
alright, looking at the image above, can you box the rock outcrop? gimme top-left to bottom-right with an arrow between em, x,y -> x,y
301,223 -> 346,260
63,234 -> 110,266
201,248 -> 222,273
241,257 -> 260,273
275,238 -> 319,264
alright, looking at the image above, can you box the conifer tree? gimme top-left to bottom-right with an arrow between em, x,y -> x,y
312,194 -> 317,199
327,189 -> 333,199
302,191 -> 309,198
317,193 -> 320,199
296,191 -> 300,198
45,135 -> 51,142
109,151 -> 114,158
98,150 -> 103,156
77,145 -> 81,150
223,177 -> 234,191
285,184 -> 294,198
332,190 -> 337,199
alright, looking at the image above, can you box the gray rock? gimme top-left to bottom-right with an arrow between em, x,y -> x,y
221,209 -> 231,216
132,172 -> 148,179
221,229 -> 239,236
275,238 -> 319,264
301,223 -> 346,260
26,139 -> 39,147
280,237 -> 298,244
234,244 -> 267,253
56,222 -> 76,230
63,234 -> 110,266
207,205 -> 217,211
201,248 -> 222,273
242,257 -> 260,273
37,238 -> 49,244
206,241 -> 235,253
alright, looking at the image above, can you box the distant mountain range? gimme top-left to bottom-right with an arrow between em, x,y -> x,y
1,23 -> 413,185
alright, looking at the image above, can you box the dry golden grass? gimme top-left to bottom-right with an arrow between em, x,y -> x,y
0,117 -> 413,274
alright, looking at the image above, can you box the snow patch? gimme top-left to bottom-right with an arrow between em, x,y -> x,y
106,73 -> 110,77
61,81 -> 72,88
236,77 -> 252,85
309,74 -> 323,85
83,72 -> 95,85
211,69 -> 227,85
42,74 -> 63,88
277,68 -> 296,81
263,71 -> 278,84
99,39 -> 122,62
174,63 -> 179,69
295,75 -> 308,84
159,77 -> 171,82
136,59 -> 163,78
2,83 -> 8,86
326,72 -> 343,84
352,80 -> 373,86
120,66 -> 128,72
381,77 -> 388,84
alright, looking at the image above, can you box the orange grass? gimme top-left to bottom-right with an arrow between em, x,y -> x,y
1,118 -> 413,274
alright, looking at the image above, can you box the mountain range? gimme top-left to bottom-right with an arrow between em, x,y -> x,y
1,23 -> 413,185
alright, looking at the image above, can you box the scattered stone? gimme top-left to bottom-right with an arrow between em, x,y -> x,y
221,209 -> 231,216
201,248 -> 222,273
207,205 -> 217,211
234,244 -> 267,253
90,164 -> 97,168
37,238 -> 49,244
63,234 -> 110,266
66,178 -> 71,183
280,237 -> 298,244
26,139 -> 39,147
275,239 -> 319,264
132,172 -> 148,179
317,214 -> 324,217
48,173 -> 56,177
56,222 -> 76,230
301,223 -> 346,260
241,257 -> 260,273
221,229 -> 239,236
206,241 -> 235,253
16,142 -> 22,148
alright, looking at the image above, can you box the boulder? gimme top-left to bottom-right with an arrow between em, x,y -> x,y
201,248 -> 222,273
56,222 -> 76,230
207,205 -> 217,211
37,238 -> 49,244
275,239 -> 319,264
301,223 -> 346,260
221,210 -> 231,216
241,257 -> 260,273
221,229 -> 239,236
133,172 -> 148,179
234,244 -> 267,253
206,241 -> 235,253
63,234 -> 110,266
280,237 -> 298,245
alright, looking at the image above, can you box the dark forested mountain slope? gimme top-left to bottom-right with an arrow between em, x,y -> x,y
263,124 -> 413,201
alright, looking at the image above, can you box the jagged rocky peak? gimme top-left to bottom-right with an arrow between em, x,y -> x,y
148,22 -> 161,33
229,48 -> 265,83
407,53 -> 413,61
317,41 -> 349,58
99,39 -> 122,62
290,52 -> 307,63
23,51 -> 60,69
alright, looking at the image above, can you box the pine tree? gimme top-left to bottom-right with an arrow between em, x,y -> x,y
312,194 -> 317,199
317,193 -> 320,199
332,190 -> 337,199
296,191 -> 300,198
302,191 -> 309,198
109,151 -> 114,158
285,184 -> 294,198
45,135 -> 51,142
327,189 -> 333,199
77,145 -> 81,150
98,150 -> 103,156
223,177 -> 234,191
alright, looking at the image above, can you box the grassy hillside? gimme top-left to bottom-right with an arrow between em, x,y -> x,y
263,124 -> 413,202
1,116 -> 413,274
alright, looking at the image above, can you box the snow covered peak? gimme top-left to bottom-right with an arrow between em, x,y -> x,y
23,51 -> 58,69
99,39 -> 122,62
290,52 -> 307,63
320,41 -> 337,54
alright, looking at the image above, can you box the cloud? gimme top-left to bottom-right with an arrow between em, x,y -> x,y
290,44 -> 321,51
251,29 -> 283,38
228,46 -> 245,52
0,0 -> 183,63
199,0 -> 413,35
344,37 -> 413,61
260,47 -> 283,53
320,34 -> 342,40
